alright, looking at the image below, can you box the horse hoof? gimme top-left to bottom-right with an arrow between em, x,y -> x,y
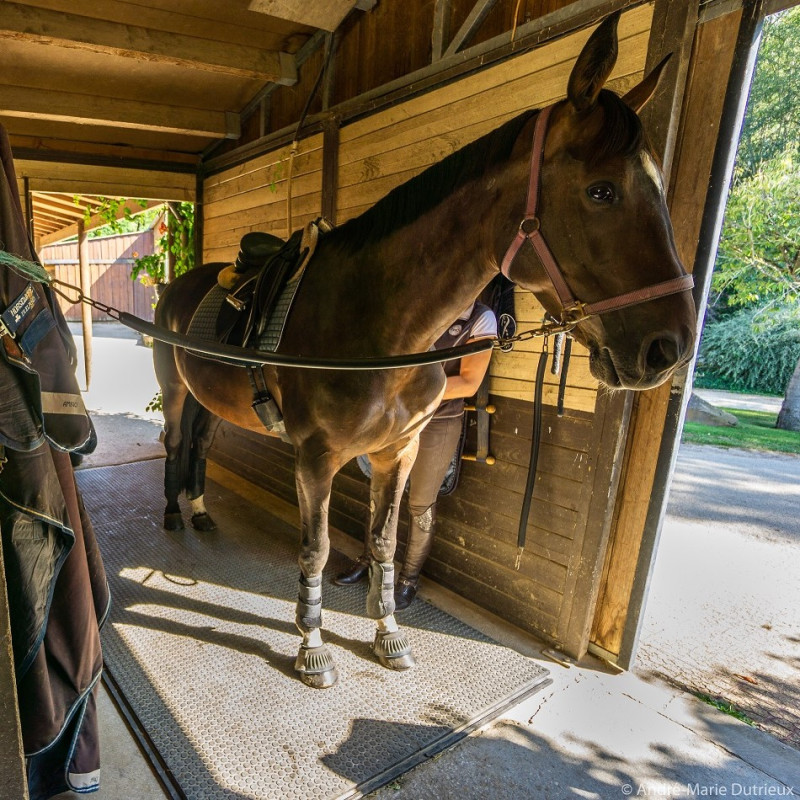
295,645 -> 339,689
191,512 -> 217,532
164,512 -> 184,531
373,630 -> 415,671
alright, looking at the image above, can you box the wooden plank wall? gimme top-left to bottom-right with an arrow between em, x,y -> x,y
204,5 -> 653,655
203,136 -> 324,263
41,230 -> 158,322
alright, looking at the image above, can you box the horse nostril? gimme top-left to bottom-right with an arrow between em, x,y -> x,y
644,333 -> 680,373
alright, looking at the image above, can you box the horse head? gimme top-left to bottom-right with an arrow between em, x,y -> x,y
502,12 -> 696,390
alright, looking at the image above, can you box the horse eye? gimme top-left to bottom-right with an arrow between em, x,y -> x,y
587,183 -> 617,204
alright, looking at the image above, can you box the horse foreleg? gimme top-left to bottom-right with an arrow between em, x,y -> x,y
293,445 -> 339,689
366,441 -> 418,671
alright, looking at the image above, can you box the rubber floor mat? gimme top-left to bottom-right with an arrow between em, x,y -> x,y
78,459 -> 550,800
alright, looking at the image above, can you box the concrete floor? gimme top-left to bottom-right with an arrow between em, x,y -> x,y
55,324 -> 799,799
64,512 -> 800,800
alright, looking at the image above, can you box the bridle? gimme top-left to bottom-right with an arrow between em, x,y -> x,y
502,103 -> 695,570
500,103 -> 694,327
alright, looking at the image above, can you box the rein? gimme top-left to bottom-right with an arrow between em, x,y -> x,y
500,104 -> 695,324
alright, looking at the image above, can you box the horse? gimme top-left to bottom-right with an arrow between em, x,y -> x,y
153,12 -> 696,688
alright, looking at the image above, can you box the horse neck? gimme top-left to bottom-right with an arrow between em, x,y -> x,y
366,209 -> 500,352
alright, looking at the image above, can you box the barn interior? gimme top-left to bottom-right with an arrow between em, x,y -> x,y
1,1 -> 797,798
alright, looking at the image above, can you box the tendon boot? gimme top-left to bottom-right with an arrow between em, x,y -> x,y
395,507 -> 435,611
333,554 -> 370,586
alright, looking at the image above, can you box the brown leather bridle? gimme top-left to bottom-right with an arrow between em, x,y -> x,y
500,104 -> 694,326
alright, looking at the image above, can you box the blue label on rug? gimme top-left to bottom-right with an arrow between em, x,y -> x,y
1,282 -> 38,333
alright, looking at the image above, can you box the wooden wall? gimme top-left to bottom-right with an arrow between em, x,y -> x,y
41,230 -> 158,322
203,5 -> 654,655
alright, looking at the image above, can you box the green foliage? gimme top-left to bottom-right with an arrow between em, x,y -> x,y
703,9 -> 800,400
693,693 -> 756,726
711,9 -> 800,317
145,391 -> 163,414
75,196 -> 151,237
713,148 -> 800,310
695,305 -> 800,394
130,202 -> 195,285
683,407 -> 800,455
736,8 -> 800,183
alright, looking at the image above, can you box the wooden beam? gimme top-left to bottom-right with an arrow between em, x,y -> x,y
248,0 -> 361,32
638,0 -> 702,180
16,161 -> 196,202
443,0 -> 500,57
590,5 -> 747,665
38,200 -> 164,247
0,85 -> 241,140
78,219 -> 93,389
432,0 -> 453,61
0,2 -> 296,84
321,119 -> 340,224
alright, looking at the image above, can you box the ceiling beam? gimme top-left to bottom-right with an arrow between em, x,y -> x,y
0,85 -> 241,139
0,2 -> 297,84
38,199 -> 164,247
32,197 -> 85,218
443,0 -> 499,57
248,0 -> 376,32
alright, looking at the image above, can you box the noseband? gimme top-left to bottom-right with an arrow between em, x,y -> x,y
500,104 -> 694,326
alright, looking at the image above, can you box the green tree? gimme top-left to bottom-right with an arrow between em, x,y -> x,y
735,8 -> 800,183
130,202 -> 195,285
703,9 -> 800,430
712,148 -> 800,311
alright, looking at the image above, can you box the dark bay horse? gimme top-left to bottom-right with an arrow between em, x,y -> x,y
153,13 -> 696,688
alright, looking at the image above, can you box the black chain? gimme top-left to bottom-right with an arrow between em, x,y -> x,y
50,278 -> 122,321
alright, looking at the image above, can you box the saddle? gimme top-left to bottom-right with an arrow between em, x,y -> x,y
201,219 -> 331,444
214,219 -> 330,349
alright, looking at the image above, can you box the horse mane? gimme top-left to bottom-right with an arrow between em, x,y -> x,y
586,89 -> 645,166
334,109 -> 537,252
332,92 -> 644,252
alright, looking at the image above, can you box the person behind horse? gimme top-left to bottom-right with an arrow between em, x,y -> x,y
335,299 -> 496,609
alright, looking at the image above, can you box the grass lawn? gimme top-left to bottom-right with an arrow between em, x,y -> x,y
682,407 -> 800,455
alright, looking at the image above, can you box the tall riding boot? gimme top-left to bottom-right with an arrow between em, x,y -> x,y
333,526 -> 371,586
395,507 -> 435,611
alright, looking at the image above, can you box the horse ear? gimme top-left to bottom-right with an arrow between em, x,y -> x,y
621,53 -> 672,113
567,11 -> 620,112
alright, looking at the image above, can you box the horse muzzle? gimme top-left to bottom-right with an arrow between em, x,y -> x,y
589,323 -> 695,390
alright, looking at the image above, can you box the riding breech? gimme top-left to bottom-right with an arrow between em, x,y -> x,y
401,413 -> 463,581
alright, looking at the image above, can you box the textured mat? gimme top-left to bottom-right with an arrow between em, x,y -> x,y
78,459 -> 550,800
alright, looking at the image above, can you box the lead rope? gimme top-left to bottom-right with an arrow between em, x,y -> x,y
515,330 -> 572,569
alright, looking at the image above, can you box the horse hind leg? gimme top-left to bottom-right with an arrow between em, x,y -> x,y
155,342 -> 221,532
293,443 -> 339,688
157,356 -> 190,531
366,443 -> 418,672
185,399 -> 222,532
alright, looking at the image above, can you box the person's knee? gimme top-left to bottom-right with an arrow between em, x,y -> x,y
410,505 -> 435,532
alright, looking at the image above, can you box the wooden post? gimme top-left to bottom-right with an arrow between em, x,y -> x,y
590,3 -> 751,665
77,219 -> 93,390
165,202 -> 177,284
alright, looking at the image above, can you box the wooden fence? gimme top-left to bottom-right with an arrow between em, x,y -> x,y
41,229 -> 159,322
